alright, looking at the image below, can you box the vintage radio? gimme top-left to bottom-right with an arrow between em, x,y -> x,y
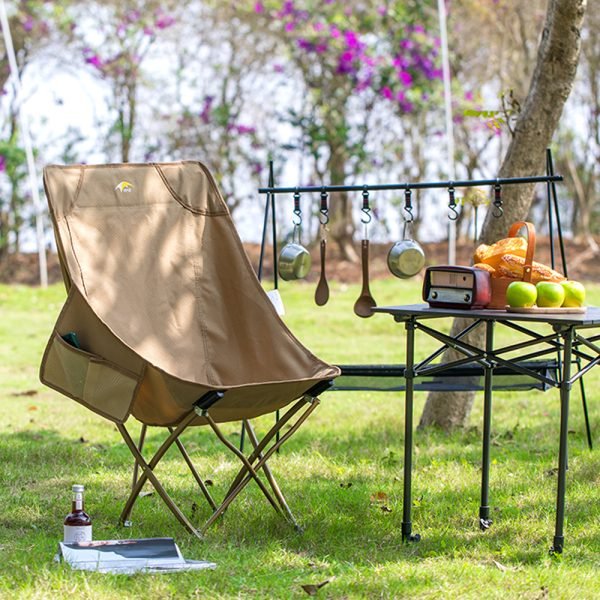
423,266 -> 491,309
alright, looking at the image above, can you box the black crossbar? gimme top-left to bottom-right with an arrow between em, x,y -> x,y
258,174 -> 562,195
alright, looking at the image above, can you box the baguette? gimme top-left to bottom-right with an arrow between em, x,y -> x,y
474,262 -> 496,275
495,254 -> 565,283
473,237 -> 528,269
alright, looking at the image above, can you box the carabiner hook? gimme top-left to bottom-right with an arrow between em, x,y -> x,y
319,188 -> 329,225
404,187 -> 414,223
360,186 -> 372,224
492,181 -> 503,218
448,185 -> 459,221
292,189 -> 302,226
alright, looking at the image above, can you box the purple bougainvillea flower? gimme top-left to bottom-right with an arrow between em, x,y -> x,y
282,1 -> 295,16
381,86 -> 393,100
297,38 -> 313,50
330,25 -> 341,39
315,42 -> 328,53
273,63 -> 285,73
22,16 -> 35,31
398,70 -> 413,86
464,91 -> 474,101
85,54 -> 104,69
285,21 -> 295,32
155,13 -> 176,29
0,155 -> 6,172
313,22 -> 324,32
254,1 -> 264,13
236,125 -> 256,135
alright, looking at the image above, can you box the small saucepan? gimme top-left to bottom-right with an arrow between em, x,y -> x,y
278,226 -> 312,281
387,222 -> 425,279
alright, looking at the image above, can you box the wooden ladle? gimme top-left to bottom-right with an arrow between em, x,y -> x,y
315,239 -> 330,306
353,239 -> 377,318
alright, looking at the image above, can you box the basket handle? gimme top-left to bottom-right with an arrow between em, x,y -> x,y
508,221 -> 536,283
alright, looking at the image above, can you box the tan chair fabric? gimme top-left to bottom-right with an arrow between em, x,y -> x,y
41,161 -> 339,426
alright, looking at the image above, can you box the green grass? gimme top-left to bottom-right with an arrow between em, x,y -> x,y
0,279 -> 599,599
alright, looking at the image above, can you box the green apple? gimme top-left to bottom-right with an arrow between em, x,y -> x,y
561,280 -> 586,307
536,281 -> 565,308
506,281 -> 537,308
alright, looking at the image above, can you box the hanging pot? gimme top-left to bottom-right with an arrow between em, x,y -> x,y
387,222 -> 425,279
278,226 -> 312,281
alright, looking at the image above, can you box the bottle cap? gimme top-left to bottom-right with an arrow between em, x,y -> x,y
72,484 -> 84,492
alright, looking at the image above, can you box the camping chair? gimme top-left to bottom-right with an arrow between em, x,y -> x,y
40,161 -> 339,539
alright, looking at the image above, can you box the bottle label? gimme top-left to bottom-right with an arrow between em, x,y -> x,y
73,492 -> 83,511
64,524 -> 92,543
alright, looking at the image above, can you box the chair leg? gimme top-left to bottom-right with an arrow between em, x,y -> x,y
119,411 -> 197,525
203,413 -> 283,515
201,397 -> 319,533
244,420 -> 299,529
131,423 -> 147,490
168,427 -> 218,510
224,397 -> 307,498
117,423 -> 203,540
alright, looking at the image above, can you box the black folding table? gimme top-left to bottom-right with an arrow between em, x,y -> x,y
373,303 -> 600,553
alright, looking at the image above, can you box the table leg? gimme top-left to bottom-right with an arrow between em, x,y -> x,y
479,320 -> 494,530
551,325 -> 573,554
402,318 -> 420,543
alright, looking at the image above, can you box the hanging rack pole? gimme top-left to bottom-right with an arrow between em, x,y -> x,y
259,174 -> 562,196
270,162 -> 279,290
546,153 -> 557,272
546,149 -> 568,278
257,161 -> 273,282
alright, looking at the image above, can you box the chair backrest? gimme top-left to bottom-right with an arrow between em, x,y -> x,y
41,161 -> 338,426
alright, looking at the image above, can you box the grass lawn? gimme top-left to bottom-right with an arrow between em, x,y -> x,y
0,278 -> 598,599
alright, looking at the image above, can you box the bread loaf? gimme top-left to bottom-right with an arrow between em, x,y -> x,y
495,254 -> 565,283
474,237 -> 528,269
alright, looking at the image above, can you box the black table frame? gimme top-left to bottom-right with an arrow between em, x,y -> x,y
374,304 -> 600,554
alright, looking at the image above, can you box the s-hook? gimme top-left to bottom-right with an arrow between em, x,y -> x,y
292,188 -> 302,226
361,186 -> 372,224
319,187 -> 329,225
492,180 -> 503,218
404,187 -> 414,223
448,184 -> 458,221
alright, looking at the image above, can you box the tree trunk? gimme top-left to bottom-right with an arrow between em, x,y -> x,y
419,0 -> 586,430
327,140 -> 359,263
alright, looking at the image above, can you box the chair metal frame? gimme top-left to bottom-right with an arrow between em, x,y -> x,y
120,387 -> 327,539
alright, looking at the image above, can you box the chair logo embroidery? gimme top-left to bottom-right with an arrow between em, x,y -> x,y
115,181 -> 133,192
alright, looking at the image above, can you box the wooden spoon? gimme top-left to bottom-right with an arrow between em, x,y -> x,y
353,239 -> 377,318
315,239 -> 330,306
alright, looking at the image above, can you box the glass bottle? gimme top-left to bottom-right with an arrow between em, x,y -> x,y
63,484 -> 92,543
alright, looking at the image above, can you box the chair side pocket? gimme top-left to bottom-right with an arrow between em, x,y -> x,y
41,333 -> 139,423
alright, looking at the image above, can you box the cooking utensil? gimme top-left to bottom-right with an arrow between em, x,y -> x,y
278,224 -> 311,281
387,221 -> 425,279
353,239 -> 376,318
314,238 -> 329,306
278,241 -> 311,281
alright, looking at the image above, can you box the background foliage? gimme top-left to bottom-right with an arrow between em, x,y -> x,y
0,0 -> 598,257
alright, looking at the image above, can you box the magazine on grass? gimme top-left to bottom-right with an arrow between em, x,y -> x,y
56,537 -> 216,574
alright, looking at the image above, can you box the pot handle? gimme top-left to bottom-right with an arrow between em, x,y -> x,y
507,221 -> 536,283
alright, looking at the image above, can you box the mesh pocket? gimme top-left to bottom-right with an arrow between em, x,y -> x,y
41,333 -> 140,422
